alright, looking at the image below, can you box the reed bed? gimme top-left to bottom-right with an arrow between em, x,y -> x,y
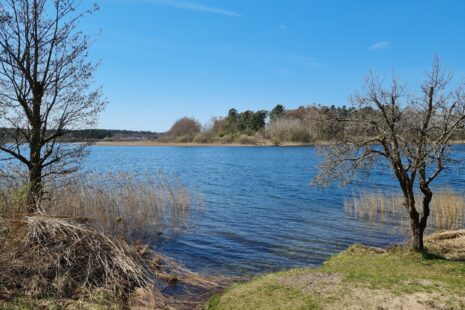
45,172 -> 198,243
344,188 -> 465,231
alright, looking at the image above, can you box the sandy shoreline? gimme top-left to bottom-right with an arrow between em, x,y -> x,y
94,141 -> 317,147
93,140 -> 465,147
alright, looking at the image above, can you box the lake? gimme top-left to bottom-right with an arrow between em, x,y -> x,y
85,145 -> 465,276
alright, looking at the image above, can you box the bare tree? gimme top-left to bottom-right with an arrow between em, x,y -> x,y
314,58 -> 465,251
0,0 -> 105,212
168,117 -> 201,137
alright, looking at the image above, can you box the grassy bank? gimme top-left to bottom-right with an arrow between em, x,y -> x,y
205,230 -> 465,310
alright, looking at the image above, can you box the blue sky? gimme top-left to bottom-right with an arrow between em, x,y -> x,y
84,0 -> 465,131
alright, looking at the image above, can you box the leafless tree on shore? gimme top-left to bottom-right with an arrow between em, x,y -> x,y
0,0 -> 105,212
315,58 -> 465,251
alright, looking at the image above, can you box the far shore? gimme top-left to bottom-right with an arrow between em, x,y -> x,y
93,139 -> 465,147
94,141 -> 322,147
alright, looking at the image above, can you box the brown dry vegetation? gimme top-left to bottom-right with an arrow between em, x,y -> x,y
344,188 -> 465,231
0,216 -> 154,300
46,173 -> 196,243
0,173 -> 226,309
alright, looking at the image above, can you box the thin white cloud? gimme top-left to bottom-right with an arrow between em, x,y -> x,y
369,41 -> 391,50
147,0 -> 241,17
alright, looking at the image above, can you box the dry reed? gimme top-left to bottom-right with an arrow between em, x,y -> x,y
344,188 -> 465,231
42,172 -> 198,243
0,172 -> 231,308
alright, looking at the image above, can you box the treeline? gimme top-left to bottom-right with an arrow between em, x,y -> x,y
159,105 -> 362,144
160,104 -> 465,145
65,129 -> 159,141
0,128 -> 159,142
4,105 -> 465,145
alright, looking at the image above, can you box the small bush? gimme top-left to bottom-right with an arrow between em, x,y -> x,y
290,128 -> 311,143
267,117 -> 311,143
218,134 -> 234,144
193,133 -> 210,143
271,136 -> 281,146
175,135 -> 194,143
238,134 -> 257,145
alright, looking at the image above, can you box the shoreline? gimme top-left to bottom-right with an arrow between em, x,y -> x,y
206,230 -> 465,309
94,141 -> 328,147
93,139 -> 465,147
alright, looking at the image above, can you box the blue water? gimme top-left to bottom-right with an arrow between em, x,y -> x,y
84,145 -> 465,275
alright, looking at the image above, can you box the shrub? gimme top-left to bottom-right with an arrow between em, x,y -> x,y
267,117 -> 311,143
168,117 -> 201,137
218,134 -> 234,144
175,134 -> 194,143
238,134 -> 257,145
193,133 -> 210,143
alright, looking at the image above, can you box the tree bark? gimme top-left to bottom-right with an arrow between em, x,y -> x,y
410,217 -> 423,251
418,181 -> 433,251
27,90 -> 43,213
405,194 -> 424,251
27,162 -> 42,213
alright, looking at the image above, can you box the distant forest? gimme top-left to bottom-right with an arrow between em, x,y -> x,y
0,128 -> 159,142
159,104 -> 363,144
3,104 -> 465,145
160,104 -> 465,145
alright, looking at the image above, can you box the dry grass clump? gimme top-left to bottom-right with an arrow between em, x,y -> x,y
0,216 -> 156,301
344,188 -> 465,231
424,229 -> 465,260
0,215 -> 228,308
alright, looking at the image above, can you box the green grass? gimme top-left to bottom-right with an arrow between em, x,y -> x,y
205,245 -> 465,310
0,297 -> 121,310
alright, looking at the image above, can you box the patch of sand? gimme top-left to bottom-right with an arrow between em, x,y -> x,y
277,271 -> 464,310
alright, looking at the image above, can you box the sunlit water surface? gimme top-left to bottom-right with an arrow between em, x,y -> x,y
84,145 -> 465,275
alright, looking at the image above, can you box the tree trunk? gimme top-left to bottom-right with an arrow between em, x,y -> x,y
27,162 -> 42,213
27,92 -> 43,213
405,195 -> 424,251
410,218 -> 424,251
418,181 -> 433,251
